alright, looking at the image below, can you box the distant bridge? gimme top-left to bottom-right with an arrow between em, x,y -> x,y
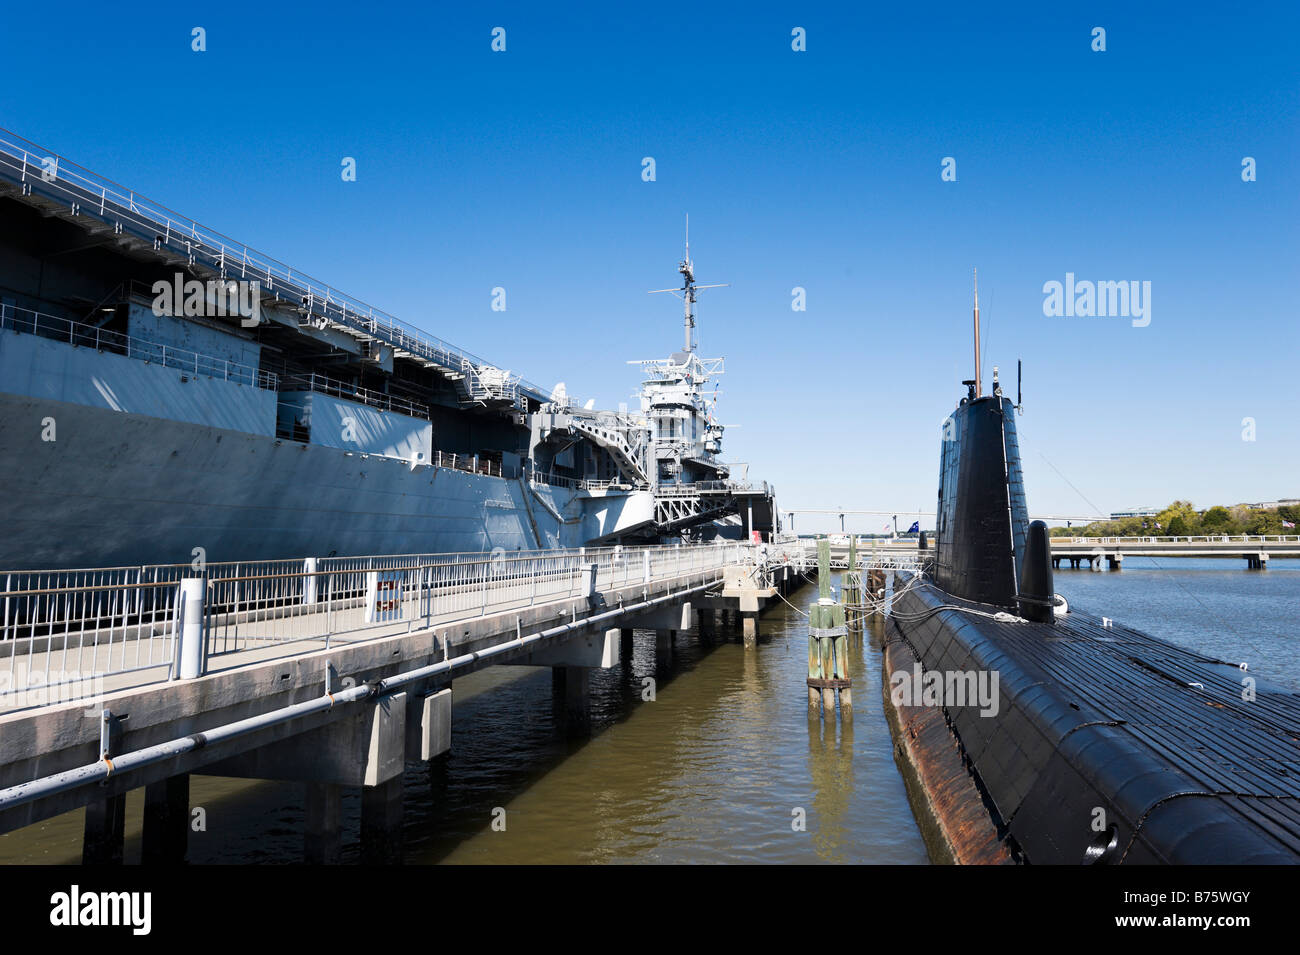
784,508 -> 1107,533
1049,535 -> 1300,570
797,534 -> 1300,571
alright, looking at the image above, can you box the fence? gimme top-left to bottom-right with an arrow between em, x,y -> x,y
0,128 -> 549,407
0,543 -> 752,709
0,302 -> 277,390
1053,535 -> 1300,545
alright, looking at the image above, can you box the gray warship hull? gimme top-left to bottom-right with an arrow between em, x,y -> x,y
0,128 -> 776,572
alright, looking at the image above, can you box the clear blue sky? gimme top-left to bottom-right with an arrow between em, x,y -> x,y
3,2 -> 1297,533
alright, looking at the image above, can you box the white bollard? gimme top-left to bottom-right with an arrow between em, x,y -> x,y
177,577 -> 206,680
304,556 -> 319,605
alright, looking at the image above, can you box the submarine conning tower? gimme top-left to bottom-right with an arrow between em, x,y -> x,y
934,385 -> 1029,608
932,271 -> 1050,618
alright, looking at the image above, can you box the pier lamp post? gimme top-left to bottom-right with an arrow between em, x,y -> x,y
893,515 -> 898,538
839,512 -> 845,533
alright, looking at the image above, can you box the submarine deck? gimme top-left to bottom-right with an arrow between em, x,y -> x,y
889,576 -> 1300,864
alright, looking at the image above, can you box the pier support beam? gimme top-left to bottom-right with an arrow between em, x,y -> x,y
142,773 -> 190,865
304,782 -> 343,865
405,688 -> 452,763
655,629 -> 674,656
617,627 -> 634,661
552,666 -> 591,731
361,775 -> 404,865
82,793 -> 126,865
1108,555 -> 1123,571
742,613 -> 758,649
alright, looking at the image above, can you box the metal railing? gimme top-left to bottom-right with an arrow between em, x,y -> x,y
529,469 -> 580,490
0,303 -> 277,390
0,566 -> 184,708
0,542 -> 754,709
525,470 -> 647,492
204,542 -> 748,658
280,372 -> 430,420
1052,535 -> 1300,545
461,358 -> 520,405
656,479 -> 770,497
0,128 -> 549,406
431,450 -> 514,478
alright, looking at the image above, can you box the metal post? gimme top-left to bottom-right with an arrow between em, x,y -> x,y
177,577 -> 205,680
303,556 -> 318,604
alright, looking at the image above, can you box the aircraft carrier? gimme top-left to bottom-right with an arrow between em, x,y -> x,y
0,129 -> 777,569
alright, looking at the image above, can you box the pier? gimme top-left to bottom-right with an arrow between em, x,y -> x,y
799,534 -> 1300,571
1048,535 -> 1298,570
0,540 -> 804,863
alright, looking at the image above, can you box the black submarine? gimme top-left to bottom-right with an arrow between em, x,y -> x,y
884,275 -> 1300,864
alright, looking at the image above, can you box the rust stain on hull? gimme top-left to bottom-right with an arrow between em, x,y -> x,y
881,631 -> 1016,865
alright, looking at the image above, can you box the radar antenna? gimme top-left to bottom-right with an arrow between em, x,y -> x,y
647,215 -> 728,353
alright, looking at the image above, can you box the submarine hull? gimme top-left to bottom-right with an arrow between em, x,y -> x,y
889,579 -> 1300,863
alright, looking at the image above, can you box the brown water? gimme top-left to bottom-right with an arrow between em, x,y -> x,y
0,574 -> 931,864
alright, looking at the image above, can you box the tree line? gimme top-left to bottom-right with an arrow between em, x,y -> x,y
1049,501 -> 1300,538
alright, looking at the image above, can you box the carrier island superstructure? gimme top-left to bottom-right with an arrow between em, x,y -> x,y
0,130 -> 777,569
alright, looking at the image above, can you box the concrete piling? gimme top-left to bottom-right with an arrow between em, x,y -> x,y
82,793 -> 126,865
560,665 -> 590,729
142,773 -> 190,865
360,775 -> 404,864
304,782 -> 343,864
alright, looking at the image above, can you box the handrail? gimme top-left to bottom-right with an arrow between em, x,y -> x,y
0,128 -> 549,405
281,372 -> 430,420
0,303 -> 277,390
0,542 -> 762,709
1050,535 -> 1300,545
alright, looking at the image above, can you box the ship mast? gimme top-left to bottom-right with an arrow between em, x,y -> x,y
681,216 -> 695,352
973,268 -> 982,397
649,215 -> 727,355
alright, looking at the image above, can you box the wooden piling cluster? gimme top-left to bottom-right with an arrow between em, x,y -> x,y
841,536 -> 862,635
807,539 -> 852,718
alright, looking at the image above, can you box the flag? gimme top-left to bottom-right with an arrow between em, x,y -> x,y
907,521 -> 920,533
1284,520 -> 1296,529
882,522 -> 890,533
